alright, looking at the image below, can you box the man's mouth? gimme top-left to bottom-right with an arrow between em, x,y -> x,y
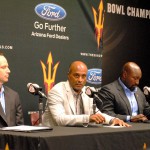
76,84 -> 83,87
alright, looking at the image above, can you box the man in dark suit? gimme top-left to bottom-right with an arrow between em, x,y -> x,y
0,53 -> 24,127
98,62 -> 150,122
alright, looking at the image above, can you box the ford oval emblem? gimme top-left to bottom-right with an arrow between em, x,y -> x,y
35,3 -> 67,21
87,68 -> 102,85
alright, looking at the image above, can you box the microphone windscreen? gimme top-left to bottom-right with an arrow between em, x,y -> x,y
27,83 -> 32,88
85,87 -> 92,96
27,83 -> 38,93
143,86 -> 149,95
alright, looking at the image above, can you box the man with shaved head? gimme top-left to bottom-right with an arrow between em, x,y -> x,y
98,62 -> 150,122
43,61 -> 130,127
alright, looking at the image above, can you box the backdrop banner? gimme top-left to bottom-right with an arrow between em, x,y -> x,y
0,0 -> 150,125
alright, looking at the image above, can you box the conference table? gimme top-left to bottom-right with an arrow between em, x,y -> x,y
0,123 -> 150,150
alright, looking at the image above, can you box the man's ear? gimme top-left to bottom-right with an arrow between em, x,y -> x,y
123,71 -> 127,78
67,73 -> 70,79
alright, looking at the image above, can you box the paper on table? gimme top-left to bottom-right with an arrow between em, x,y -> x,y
1,125 -> 52,132
103,125 -> 125,128
88,123 -> 103,127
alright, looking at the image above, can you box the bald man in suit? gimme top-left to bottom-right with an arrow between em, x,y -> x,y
0,53 -> 24,127
98,62 -> 150,122
43,61 -> 130,127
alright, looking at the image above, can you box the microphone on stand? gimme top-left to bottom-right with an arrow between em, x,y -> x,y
85,87 -> 103,112
27,83 -> 47,99
27,82 -> 47,126
143,86 -> 150,96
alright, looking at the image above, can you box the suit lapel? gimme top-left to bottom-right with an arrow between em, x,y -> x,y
68,93 -> 76,114
116,81 -> 132,115
0,102 -> 6,119
65,82 -> 76,114
119,91 -> 132,115
81,93 -> 91,115
4,89 -> 11,123
81,86 -> 92,115
134,92 -> 141,114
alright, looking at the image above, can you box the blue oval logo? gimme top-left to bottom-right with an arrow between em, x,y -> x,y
86,68 -> 102,85
35,3 -> 67,21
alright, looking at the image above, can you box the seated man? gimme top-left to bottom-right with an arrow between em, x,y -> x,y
43,61 -> 130,127
0,53 -> 24,127
98,62 -> 150,122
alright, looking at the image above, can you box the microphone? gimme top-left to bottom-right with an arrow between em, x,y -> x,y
27,83 -> 47,99
143,86 -> 150,96
85,86 -> 98,98
85,87 -> 103,110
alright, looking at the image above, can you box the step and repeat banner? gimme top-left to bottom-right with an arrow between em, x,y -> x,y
0,0 -> 150,125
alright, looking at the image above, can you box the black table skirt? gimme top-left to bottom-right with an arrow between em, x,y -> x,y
0,123 -> 150,150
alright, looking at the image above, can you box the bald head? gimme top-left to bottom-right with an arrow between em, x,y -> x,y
121,62 -> 142,76
68,61 -> 88,93
120,62 -> 142,91
68,61 -> 88,74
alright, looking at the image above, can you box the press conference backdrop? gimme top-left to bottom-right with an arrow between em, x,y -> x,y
0,0 -> 150,125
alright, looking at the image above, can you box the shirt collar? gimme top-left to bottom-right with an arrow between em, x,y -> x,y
0,86 -> 4,93
118,77 -> 137,93
69,84 -> 83,96
0,86 -> 4,98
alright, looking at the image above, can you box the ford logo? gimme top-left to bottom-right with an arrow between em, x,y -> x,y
86,68 -> 102,85
35,3 -> 67,21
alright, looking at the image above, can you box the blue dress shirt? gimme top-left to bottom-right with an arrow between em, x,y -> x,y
118,78 -> 138,121
0,86 -> 6,114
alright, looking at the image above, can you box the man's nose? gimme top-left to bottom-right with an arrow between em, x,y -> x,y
7,68 -> 11,73
135,79 -> 139,85
78,76 -> 84,82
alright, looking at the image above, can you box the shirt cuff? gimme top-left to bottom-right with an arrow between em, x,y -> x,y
126,115 -> 131,122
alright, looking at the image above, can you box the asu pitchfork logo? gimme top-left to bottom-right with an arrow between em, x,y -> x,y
92,0 -> 104,49
40,52 -> 59,94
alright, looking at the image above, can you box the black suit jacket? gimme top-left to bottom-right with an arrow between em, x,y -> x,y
0,86 -> 24,127
98,80 -> 150,121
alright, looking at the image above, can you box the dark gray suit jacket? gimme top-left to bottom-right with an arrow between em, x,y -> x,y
0,86 -> 24,127
98,80 -> 150,121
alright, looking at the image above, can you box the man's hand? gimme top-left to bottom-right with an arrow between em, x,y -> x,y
111,118 -> 131,127
89,114 -> 105,124
130,114 -> 148,122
